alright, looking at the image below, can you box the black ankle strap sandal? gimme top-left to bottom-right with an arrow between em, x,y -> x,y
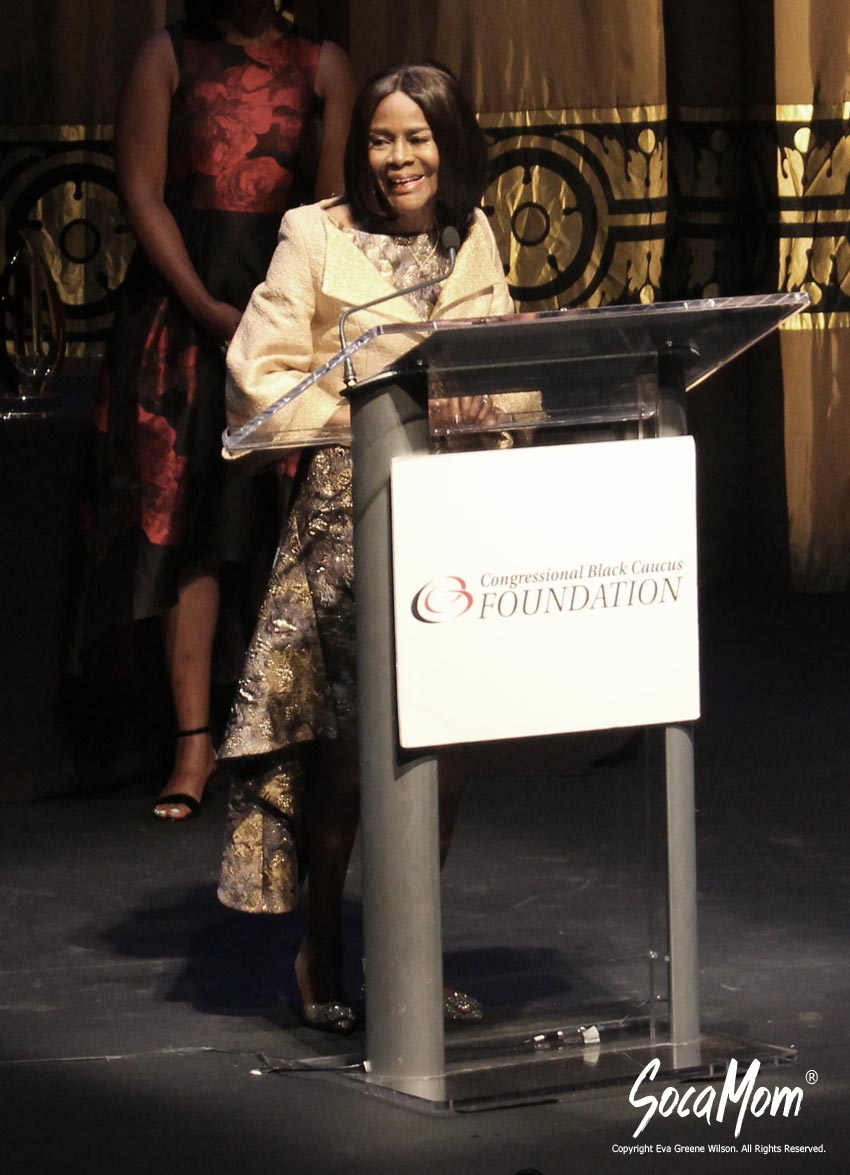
152,726 -> 214,821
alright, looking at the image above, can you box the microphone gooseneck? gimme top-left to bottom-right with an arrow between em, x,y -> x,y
339,225 -> 461,388
440,225 -> 460,269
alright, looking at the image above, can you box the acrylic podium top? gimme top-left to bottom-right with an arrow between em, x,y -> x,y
222,291 -> 809,455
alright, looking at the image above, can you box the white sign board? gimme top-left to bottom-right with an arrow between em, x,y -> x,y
391,437 -> 699,748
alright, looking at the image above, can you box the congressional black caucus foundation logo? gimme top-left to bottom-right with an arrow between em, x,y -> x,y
411,576 -> 474,623
411,562 -> 686,624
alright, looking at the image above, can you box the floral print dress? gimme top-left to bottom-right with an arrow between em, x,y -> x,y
87,22 -> 322,630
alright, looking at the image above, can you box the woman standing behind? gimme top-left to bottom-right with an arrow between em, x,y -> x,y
218,63 -> 516,1031
86,1 -> 355,820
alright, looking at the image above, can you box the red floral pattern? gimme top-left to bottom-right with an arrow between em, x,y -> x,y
137,406 -> 188,546
215,157 -> 290,214
91,26 -> 320,624
173,35 -> 318,213
176,343 -> 200,406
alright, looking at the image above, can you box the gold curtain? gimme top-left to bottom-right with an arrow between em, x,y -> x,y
665,0 -> 850,590
0,2 -> 339,365
351,0 -> 850,591
0,1 -> 168,360
352,1 -> 668,311
771,1 -> 850,589
3,1 -> 850,588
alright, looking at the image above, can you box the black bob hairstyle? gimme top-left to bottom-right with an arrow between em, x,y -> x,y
343,63 -> 490,237
183,1 -> 289,39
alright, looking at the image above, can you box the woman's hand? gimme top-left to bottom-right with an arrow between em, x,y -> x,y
430,394 -> 507,431
198,299 -> 242,346
428,394 -> 516,450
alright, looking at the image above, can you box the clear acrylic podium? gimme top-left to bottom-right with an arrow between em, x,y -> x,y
224,292 -> 808,1108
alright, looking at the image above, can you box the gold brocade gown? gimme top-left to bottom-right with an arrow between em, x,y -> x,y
217,229 -> 450,914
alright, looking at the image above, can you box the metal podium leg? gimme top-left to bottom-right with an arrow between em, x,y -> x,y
665,722 -> 701,1063
350,380 -> 446,1101
657,356 -> 701,1060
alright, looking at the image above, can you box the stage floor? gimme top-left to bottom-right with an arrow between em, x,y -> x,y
1,593 -> 848,1173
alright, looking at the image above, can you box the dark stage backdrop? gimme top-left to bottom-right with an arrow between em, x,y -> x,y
2,0 -> 850,588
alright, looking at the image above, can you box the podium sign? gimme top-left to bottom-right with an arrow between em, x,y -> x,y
392,436 -> 699,748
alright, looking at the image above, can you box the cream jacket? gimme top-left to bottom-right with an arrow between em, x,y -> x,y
225,199 -> 514,445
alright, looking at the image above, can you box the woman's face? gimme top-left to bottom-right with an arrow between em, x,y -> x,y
368,91 -> 440,234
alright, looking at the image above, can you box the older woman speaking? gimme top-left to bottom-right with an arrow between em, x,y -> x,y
218,62 -> 514,1033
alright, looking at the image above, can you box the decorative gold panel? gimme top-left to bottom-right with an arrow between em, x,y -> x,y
0,126 -> 133,363
5,105 -> 849,365
666,106 -> 850,330
480,110 -> 667,312
772,107 -> 850,328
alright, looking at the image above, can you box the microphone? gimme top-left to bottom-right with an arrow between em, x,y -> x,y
340,225 -> 461,388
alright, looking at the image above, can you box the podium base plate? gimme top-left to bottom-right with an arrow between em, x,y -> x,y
252,1019 -> 797,1114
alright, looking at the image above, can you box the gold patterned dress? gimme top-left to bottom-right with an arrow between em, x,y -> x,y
217,229 -> 450,914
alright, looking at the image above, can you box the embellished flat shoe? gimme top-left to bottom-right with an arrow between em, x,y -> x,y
301,1001 -> 359,1035
358,985 -> 483,1026
443,987 -> 483,1024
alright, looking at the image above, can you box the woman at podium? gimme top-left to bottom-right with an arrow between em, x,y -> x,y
217,62 -> 514,1033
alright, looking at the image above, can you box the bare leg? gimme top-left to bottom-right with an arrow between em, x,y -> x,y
154,569 -> 219,820
295,739 -> 360,1004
